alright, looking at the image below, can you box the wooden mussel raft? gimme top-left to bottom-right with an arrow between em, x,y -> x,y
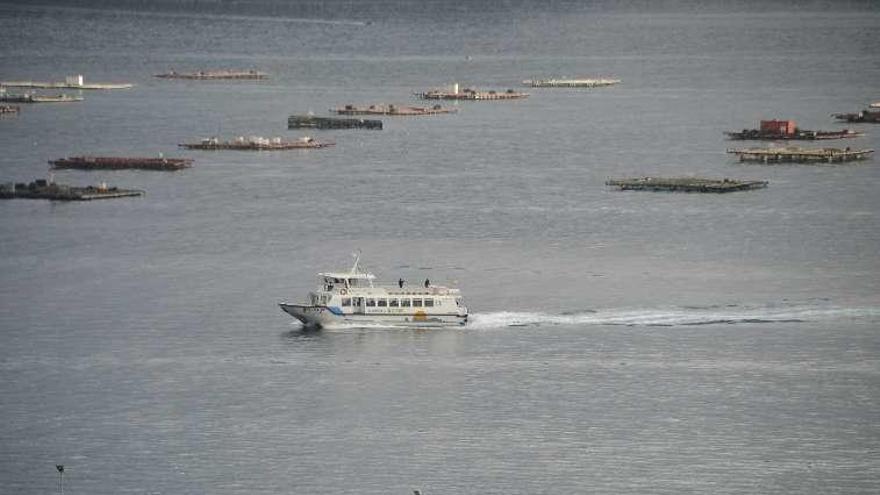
154,69 -> 268,80
50,156 -> 194,171
415,83 -> 528,100
179,136 -> 334,150
727,146 -> 874,164
0,74 -> 132,90
288,115 -> 383,130
606,177 -> 768,193
0,104 -> 19,114
331,104 -> 457,116
0,91 -> 82,103
522,78 -> 621,88
832,109 -> 880,123
726,120 -> 864,140
0,179 -> 143,201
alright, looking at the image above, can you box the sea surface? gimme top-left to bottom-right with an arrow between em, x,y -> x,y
1,1 -> 879,493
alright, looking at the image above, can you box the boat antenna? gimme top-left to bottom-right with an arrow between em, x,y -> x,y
350,250 -> 361,275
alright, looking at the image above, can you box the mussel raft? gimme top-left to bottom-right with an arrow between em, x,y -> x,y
606,177 -> 768,192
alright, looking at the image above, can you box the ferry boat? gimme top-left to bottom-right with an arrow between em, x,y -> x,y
279,255 -> 468,328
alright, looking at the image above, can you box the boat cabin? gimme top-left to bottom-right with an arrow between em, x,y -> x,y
317,271 -> 376,291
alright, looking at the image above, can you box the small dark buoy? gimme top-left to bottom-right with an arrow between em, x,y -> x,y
56,465 -> 64,495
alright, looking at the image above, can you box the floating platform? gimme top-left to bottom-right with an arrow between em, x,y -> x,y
0,93 -> 82,103
0,179 -> 143,201
606,177 -> 768,193
0,104 -> 19,114
288,115 -> 383,130
331,104 -> 457,116
726,128 -> 863,140
154,70 -> 268,80
726,119 -> 863,140
415,84 -> 528,100
0,74 -> 132,90
727,146 -> 874,163
50,156 -> 193,171
180,136 -> 333,150
832,109 -> 880,123
522,78 -> 621,88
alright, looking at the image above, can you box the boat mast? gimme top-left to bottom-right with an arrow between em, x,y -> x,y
350,251 -> 361,276
349,251 -> 374,288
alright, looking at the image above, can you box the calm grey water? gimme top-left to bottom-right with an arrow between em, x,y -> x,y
1,1 -> 879,493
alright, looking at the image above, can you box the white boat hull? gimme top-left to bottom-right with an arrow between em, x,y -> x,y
279,303 -> 467,328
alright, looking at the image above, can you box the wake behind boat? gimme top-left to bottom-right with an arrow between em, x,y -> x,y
279,255 -> 468,328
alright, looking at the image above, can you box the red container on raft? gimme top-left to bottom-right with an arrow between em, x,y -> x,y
760,120 -> 797,135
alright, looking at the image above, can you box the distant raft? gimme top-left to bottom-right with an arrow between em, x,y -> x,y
331,104 -> 457,116
606,177 -> 768,193
522,78 -> 621,88
832,109 -> 880,123
0,104 -> 19,114
154,69 -> 268,80
179,136 -> 334,150
415,83 -> 528,100
0,179 -> 143,201
725,120 -> 863,140
288,115 -> 383,130
0,92 -> 82,103
0,74 -> 132,90
727,146 -> 874,163
50,156 -> 193,171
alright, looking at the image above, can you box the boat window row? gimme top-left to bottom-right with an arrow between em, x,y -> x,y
340,297 -> 436,308
310,294 -> 332,305
323,277 -> 370,289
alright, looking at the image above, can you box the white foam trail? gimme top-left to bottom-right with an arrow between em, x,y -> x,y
466,306 -> 880,329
